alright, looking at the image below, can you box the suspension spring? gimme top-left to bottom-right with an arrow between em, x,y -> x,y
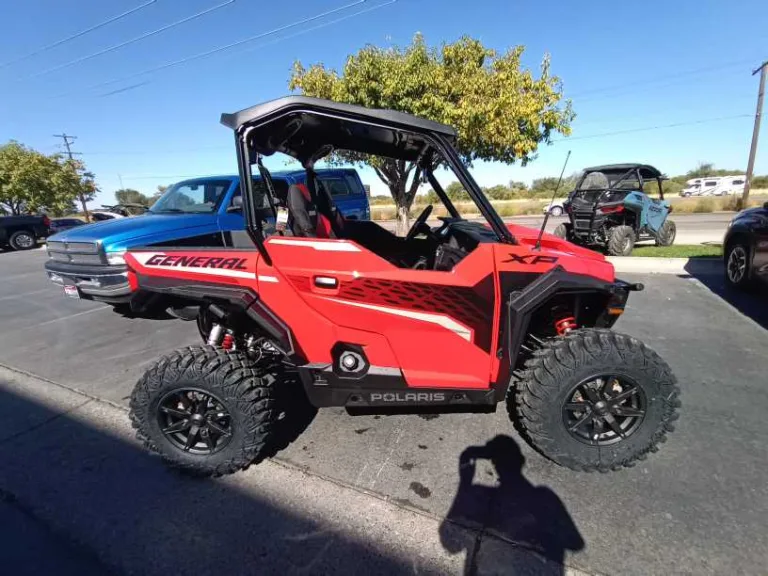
554,316 -> 577,336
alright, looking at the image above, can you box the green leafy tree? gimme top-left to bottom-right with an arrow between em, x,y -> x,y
114,188 -> 155,212
444,181 -> 470,201
290,34 -> 574,234
0,141 -> 96,216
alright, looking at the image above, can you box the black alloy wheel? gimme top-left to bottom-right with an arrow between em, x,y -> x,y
726,244 -> 749,287
562,375 -> 646,446
157,388 -> 233,455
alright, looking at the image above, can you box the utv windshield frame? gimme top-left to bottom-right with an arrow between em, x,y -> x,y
220,96 -> 515,263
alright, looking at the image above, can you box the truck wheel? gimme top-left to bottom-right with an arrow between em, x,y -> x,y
129,346 -> 279,477
655,220 -> 676,247
508,329 -> 680,472
607,225 -> 635,256
9,230 -> 36,250
553,223 -> 570,240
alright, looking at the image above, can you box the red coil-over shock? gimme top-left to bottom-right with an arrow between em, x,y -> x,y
221,332 -> 235,350
554,316 -> 577,336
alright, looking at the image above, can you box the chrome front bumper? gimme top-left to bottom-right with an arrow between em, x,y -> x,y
44,260 -> 133,302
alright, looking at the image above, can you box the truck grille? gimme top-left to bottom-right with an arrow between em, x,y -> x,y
47,241 -> 104,265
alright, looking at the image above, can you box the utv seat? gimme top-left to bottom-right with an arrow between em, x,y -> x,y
287,183 -> 345,239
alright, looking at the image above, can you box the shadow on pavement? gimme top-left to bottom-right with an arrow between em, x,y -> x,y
0,385 -> 410,576
682,262 -> 768,331
439,435 -> 584,575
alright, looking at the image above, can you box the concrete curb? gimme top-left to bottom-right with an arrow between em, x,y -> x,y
607,256 -> 722,276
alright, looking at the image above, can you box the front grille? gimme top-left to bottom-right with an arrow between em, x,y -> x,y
47,240 -> 104,265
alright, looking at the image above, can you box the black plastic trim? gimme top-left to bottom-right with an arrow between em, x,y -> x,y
494,267 -> 636,401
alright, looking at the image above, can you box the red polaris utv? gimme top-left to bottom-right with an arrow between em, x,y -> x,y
126,96 -> 680,476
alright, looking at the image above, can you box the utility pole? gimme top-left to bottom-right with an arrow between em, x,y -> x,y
53,133 -> 91,222
743,60 -> 768,208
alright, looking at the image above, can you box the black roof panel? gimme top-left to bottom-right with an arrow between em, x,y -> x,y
221,95 -> 457,138
583,163 -> 663,178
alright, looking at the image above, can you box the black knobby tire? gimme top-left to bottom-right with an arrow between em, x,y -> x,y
129,346 -> 278,477
553,223 -> 570,240
508,329 -> 680,472
607,225 -> 635,256
655,219 -> 676,247
9,230 -> 36,251
724,241 -> 751,288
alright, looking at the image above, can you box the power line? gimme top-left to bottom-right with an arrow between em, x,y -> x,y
81,0 -> 372,95
17,0 -> 236,81
0,0 -> 157,69
566,58 -> 755,100
96,0 -> 395,98
79,112 -> 752,157
553,114 -> 752,142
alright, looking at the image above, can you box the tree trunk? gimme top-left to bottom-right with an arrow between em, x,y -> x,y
79,193 -> 91,223
396,205 -> 410,236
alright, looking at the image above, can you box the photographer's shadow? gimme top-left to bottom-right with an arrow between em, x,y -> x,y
439,435 -> 584,575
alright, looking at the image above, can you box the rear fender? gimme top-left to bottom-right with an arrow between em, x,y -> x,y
124,248 -> 294,356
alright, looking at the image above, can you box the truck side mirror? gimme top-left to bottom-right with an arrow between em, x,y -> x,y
227,195 -> 243,213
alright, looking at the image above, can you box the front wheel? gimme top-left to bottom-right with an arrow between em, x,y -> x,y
607,225 -> 635,256
509,329 -> 680,472
655,219 -> 676,247
129,346 -> 279,476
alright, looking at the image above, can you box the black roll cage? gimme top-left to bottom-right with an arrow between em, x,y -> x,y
229,107 -> 516,263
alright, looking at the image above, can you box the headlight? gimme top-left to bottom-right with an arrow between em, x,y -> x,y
106,252 -> 126,265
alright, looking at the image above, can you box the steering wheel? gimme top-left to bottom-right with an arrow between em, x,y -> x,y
405,204 -> 433,242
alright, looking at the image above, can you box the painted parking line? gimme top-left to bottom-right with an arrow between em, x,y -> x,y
32,306 -> 111,328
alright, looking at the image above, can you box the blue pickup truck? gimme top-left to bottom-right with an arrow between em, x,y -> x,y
44,169 -> 369,309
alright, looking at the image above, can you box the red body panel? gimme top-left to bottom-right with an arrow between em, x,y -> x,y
126,224 -> 616,390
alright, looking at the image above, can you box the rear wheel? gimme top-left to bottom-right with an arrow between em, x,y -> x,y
129,346 -> 279,476
725,241 -> 751,288
553,223 -> 570,240
607,225 -> 635,256
9,230 -> 36,250
509,329 -> 680,472
655,219 -> 676,247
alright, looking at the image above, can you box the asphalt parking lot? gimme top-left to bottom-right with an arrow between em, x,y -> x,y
1,247 -> 767,575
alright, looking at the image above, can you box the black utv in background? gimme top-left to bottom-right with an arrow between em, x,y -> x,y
0,214 -> 50,250
555,164 -> 676,256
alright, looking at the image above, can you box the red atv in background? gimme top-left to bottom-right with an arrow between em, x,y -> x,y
126,96 -> 680,476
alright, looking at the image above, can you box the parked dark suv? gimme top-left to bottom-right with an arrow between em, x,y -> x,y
723,201 -> 768,289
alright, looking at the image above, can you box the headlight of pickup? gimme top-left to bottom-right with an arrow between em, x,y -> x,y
106,251 -> 126,265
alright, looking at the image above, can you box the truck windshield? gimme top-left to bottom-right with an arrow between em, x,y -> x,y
150,179 -> 232,214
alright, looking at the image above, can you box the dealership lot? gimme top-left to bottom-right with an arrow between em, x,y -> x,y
1,247 -> 767,575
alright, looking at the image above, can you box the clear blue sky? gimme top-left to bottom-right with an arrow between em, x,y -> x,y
1,0 -> 767,206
